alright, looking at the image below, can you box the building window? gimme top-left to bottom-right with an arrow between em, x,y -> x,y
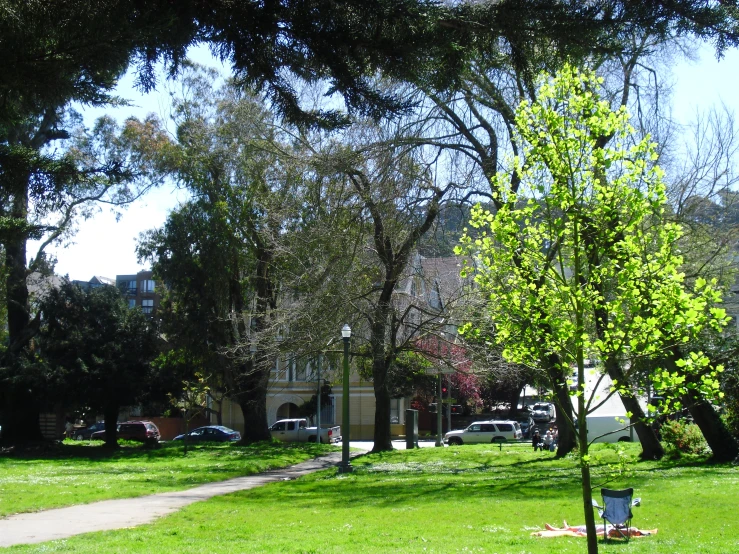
319,396 -> 336,424
141,299 -> 154,314
273,357 -> 295,382
429,285 -> 442,309
141,279 -> 155,293
295,359 -> 308,382
128,299 -> 136,309
390,398 -> 402,424
120,280 -> 136,294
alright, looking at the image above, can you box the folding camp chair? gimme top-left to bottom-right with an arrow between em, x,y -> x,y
592,488 -> 641,541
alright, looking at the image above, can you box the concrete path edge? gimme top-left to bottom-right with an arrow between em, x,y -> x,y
0,451 -> 345,548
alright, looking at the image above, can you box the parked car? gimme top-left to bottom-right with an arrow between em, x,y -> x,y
444,420 -> 523,445
531,402 -> 556,422
513,414 -> 536,439
173,426 -> 241,442
91,421 -> 160,443
73,422 -> 106,441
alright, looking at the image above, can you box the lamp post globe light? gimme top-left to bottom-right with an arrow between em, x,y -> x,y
339,324 -> 353,473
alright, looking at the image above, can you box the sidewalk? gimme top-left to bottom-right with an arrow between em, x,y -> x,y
0,452 -> 345,548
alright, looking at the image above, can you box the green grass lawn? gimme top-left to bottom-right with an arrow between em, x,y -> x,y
3,442 -> 738,553
0,440 -> 336,516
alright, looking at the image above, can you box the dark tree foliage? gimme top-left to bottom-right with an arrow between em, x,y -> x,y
715,334 -> 739,440
138,198 -> 258,438
0,0 -> 198,129
3,1 -> 739,130
0,0 -> 196,445
298,383 -> 335,421
37,281 -> 160,448
193,1 -> 739,127
135,69 -> 290,442
0,109 -> 165,444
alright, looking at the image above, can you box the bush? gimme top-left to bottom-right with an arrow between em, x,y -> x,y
721,410 -> 739,441
660,419 -> 709,456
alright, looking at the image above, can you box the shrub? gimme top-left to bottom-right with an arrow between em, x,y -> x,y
660,419 -> 709,456
721,409 -> 739,441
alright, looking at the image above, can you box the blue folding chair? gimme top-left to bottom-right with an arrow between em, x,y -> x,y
592,488 -> 641,541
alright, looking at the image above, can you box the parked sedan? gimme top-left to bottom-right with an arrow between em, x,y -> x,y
173,426 -> 241,442
72,422 -> 106,441
513,414 -> 536,439
91,421 -> 161,443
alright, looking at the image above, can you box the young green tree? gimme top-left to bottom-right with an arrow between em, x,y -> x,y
458,65 -> 727,553
169,373 -> 210,456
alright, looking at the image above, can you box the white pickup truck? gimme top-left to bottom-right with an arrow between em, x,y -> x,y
269,418 -> 342,444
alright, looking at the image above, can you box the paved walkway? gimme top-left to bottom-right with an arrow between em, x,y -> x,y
0,452 -> 346,548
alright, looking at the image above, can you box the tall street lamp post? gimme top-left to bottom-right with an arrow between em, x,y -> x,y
315,353 -> 321,444
339,324 -> 353,473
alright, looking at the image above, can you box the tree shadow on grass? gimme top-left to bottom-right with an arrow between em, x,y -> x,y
0,440 -> 333,463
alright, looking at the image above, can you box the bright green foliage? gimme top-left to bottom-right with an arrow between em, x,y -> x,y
458,64 -> 727,408
457,64 -> 728,552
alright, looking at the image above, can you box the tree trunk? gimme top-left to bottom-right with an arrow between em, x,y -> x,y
0,388 -> 43,445
542,354 -> 576,457
103,405 -> 120,449
552,381 -> 576,457
372,365 -> 393,452
571,354 -> 599,554
370,329 -> 394,451
684,389 -> 739,462
370,298 -> 394,452
505,383 -> 524,416
237,367 -> 271,442
579,428 -> 599,554
665,347 -> 738,461
602,357 -> 664,460
0,185 -> 43,445
619,391 -> 663,459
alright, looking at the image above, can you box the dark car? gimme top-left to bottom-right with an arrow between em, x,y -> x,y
173,425 -> 241,442
91,421 -> 160,443
513,414 -> 536,439
531,402 -> 556,422
73,422 -> 106,441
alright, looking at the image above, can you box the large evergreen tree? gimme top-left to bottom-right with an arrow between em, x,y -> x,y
136,67 -> 306,442
38,281 -> 159,448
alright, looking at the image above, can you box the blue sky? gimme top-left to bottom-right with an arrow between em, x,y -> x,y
35,44 -> 739,281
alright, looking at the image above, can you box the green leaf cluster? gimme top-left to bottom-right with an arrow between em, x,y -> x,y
457,63 -> 728,405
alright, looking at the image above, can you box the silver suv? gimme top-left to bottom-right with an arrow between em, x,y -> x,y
444,420 -> 523,445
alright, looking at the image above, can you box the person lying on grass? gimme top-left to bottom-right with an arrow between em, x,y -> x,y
531,521 -> 658,538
